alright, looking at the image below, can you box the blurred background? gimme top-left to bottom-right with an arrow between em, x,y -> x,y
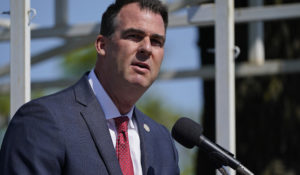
1,0 -> 300,174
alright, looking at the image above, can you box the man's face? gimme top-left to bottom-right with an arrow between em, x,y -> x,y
99,3 -> 165,90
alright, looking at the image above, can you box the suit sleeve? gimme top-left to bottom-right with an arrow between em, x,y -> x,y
0,101 -> 65,175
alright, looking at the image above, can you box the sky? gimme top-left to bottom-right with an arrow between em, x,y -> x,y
0,0 -> 203,120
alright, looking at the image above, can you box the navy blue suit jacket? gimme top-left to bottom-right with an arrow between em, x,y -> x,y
0,74 -> 179,175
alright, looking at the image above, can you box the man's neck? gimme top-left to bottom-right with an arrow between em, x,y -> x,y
94,69 -> 144,114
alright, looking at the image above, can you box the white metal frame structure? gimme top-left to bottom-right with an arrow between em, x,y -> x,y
9,0 -> 31,118
1,0 -> 300,174
215,0 -> 235,174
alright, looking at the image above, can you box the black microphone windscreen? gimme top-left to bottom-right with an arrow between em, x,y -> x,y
171,117 -> 203,148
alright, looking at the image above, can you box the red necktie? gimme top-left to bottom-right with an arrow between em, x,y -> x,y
114,116 -> 134,175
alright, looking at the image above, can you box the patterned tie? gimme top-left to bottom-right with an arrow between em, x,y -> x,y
114,116 -> 134,175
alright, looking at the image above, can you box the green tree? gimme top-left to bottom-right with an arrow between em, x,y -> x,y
62,44 -> 97,77
0,94 -> 10,120
0,93 -> 10,144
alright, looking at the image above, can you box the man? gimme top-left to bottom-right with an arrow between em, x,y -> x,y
0,0 -> 179,174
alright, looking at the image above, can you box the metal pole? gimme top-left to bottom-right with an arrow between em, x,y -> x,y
10,0 -> 31,118
248,0 -> 265,65
215,0 -> 235,174
55,0 -> 68,27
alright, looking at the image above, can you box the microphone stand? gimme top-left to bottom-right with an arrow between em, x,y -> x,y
208,151 -> 254,175
217,166 -> 229,175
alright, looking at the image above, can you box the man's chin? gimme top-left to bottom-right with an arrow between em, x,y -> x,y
128,77 -> 152,89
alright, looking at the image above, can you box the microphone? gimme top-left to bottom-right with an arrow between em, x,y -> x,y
172,117 -> 254,175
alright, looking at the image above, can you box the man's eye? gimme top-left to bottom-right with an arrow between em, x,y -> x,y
151,39 -> 163,47
126,34 -> 142,41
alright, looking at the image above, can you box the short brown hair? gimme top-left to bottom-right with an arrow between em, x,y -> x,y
100,0 -> 168,36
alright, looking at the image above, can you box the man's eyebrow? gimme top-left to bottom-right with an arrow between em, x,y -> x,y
151,33 -> 166,43
121,28 -> 165,41
121,28 -> 145,36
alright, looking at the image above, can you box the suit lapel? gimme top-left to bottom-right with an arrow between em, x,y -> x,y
74,74 -> 122,175
134,109 -> 155,175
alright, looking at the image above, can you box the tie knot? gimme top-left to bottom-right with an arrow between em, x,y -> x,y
114,116 -> 129,133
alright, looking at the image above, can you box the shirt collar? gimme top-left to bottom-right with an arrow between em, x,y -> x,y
87,70 -> 134,122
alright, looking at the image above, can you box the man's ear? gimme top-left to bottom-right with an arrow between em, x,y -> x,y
95,35 -> 106,55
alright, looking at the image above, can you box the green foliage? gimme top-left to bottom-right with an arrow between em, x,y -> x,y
137,95 -> 180,130
0,94 -> 10,118
62,44 -> 97,77
31,90 -> 49,100
0,93 -> 10,143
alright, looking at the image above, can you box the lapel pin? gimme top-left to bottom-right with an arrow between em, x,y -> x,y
143,123 -> 150,132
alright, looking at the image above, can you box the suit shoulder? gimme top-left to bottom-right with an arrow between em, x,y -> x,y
22,73 -> 90,109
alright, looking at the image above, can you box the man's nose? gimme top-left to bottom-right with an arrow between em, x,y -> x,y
138,37 -> 152,56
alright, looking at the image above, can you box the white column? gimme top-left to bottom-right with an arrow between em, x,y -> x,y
215,0 -> 235,174
10,0 -> 31,118
248,0 -> 265,65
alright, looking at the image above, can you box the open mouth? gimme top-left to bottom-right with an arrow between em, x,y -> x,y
131,62 -> 150,70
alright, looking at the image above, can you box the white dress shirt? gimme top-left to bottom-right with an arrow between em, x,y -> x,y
88,70 -> 143,175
